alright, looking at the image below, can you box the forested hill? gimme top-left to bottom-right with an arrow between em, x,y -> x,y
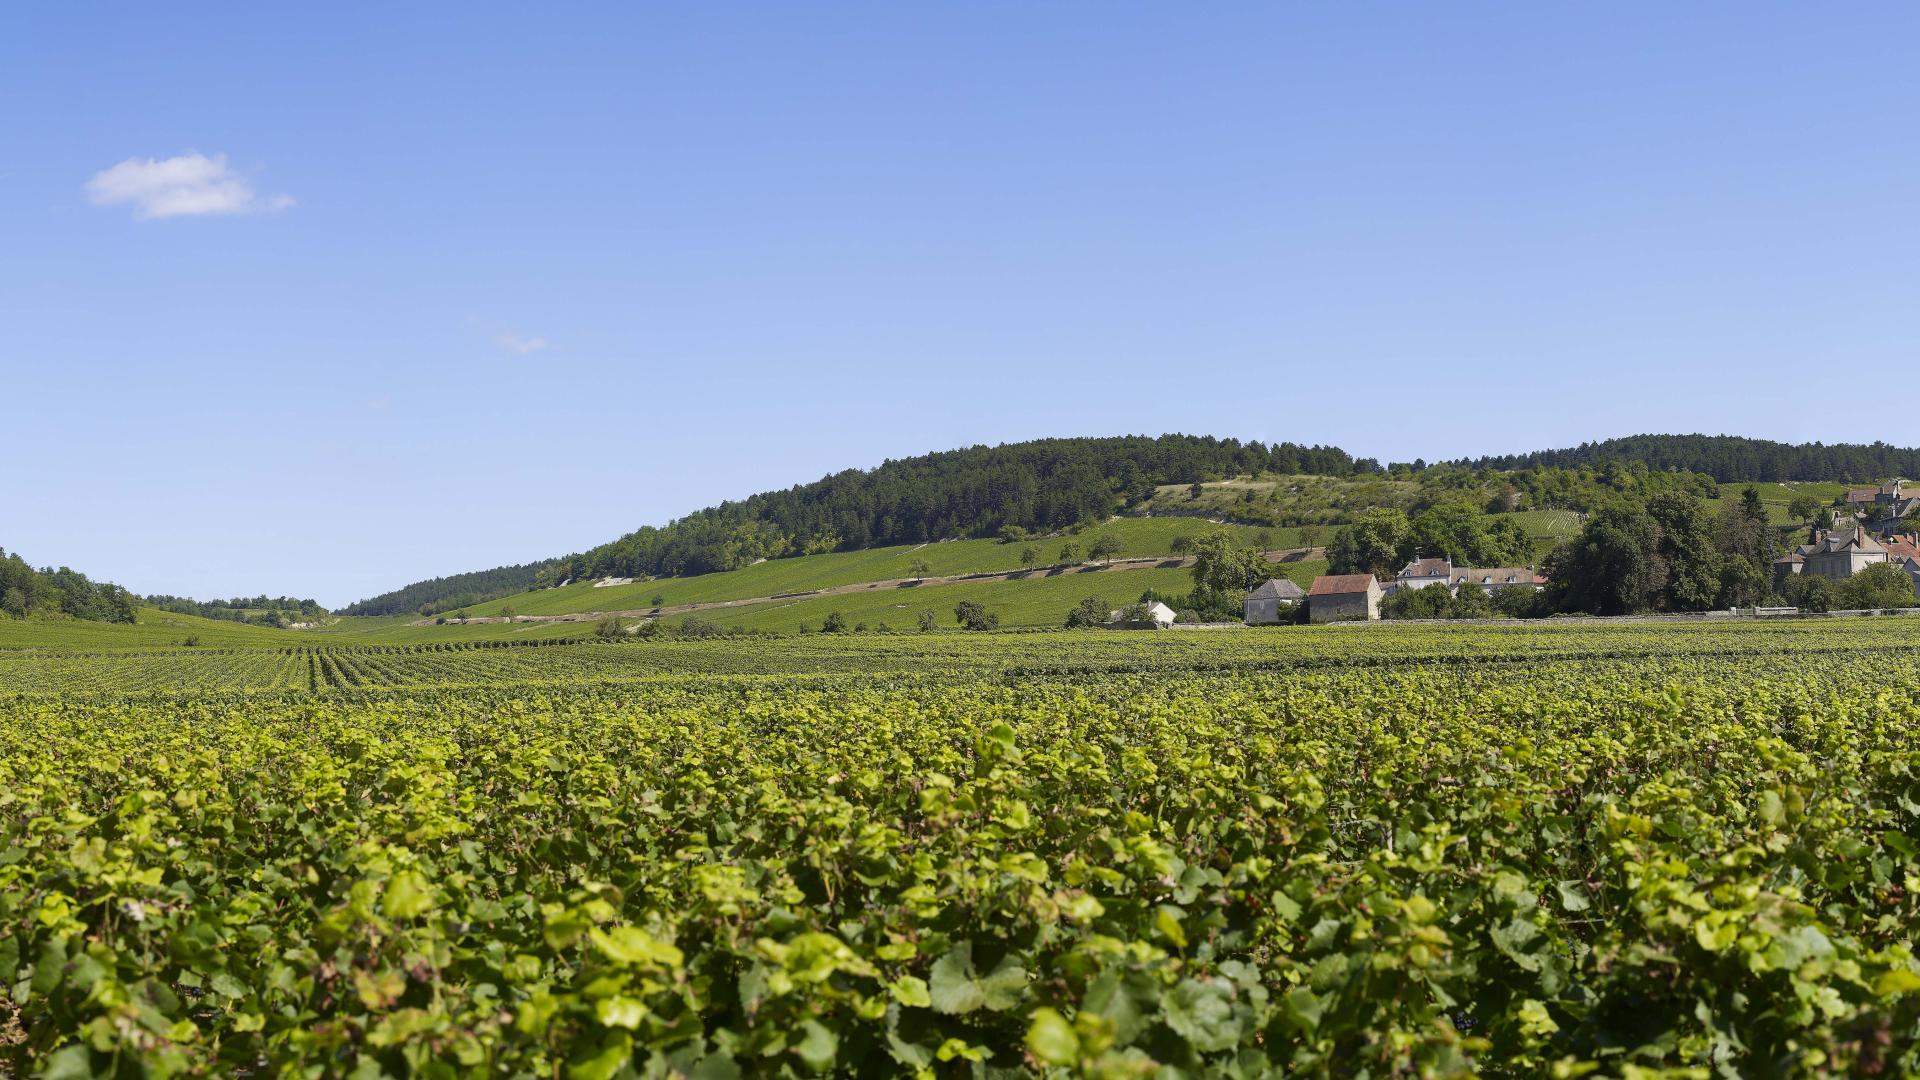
1455,434 -> 1920,483
0,547 -> 137,623
339,561 -> 549,617
538,435 -> 1359,587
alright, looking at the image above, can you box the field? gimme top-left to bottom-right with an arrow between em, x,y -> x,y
6,620 -> 1920,1076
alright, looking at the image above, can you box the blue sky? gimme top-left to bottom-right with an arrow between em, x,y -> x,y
5,5 -> 1919,606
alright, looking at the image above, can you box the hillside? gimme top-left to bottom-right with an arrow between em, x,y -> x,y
339,561 -> 549,617
336,433 -> 1920,626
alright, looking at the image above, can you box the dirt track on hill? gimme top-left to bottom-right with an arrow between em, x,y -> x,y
412,547 -> 1326,628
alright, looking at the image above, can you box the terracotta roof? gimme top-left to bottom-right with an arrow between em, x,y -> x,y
1246,578 -> 1304,600
1848,488 -> 1878,503
1885,538 -> 1920,562
1774,552 -> 1805,564
1308,574 -> 1378,597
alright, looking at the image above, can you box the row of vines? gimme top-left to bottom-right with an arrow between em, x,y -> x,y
5,632 -> 1920,1075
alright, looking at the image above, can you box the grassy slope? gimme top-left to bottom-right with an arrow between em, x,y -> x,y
1138,475 -> 1424,527
1717,481 -> 1853,526
460,518 -> 1280,618
0,608 -> 293,651
667,559 -> 1329,634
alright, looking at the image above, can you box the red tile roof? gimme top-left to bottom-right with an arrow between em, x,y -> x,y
1309,574 -> 1378,597
1847,488 -> 1878,503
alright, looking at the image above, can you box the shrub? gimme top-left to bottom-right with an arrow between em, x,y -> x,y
954,601 -> 999,631
1064,596 -> 1110,628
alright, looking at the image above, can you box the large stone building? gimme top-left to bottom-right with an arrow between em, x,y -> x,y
1242,578 -> 1305,625
1307,574 -> 1382,622
1796,525 -> 1887,581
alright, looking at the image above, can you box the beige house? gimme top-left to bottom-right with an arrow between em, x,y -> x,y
1308,574 -> 1382,622
1243,578 -> 1305,624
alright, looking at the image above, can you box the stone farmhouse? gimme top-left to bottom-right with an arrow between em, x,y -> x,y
1307,574 -> 1382,622
1381,557 -> 1546,598
1242,578 -> 1305,625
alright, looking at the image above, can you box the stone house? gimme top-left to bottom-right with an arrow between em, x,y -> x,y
1243,578 -> 1305,625
1308,574 -> 1382,622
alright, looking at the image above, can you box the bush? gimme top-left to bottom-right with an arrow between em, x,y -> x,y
1839,562 -> 1916,610
1064,596 -> 1110,628
594,617 -> 626,638
1489,585 -> 1546,619
917,609 -> 938,633
954,601 -> 999,631
1781,574 -> 1837,613
679,617 -> 724,639
1382,584 -> 1453,620
822,611 -> 849,633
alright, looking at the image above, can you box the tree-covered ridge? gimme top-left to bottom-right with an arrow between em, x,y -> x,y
1455,433 -> 1920,483
540,435 -> 1358,586
142,594 -> 327,627
0,548 -> 137,624
340,562 -> 550,617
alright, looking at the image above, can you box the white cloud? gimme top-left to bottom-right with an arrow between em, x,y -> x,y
86,152 -> 294,220
493,331 -> 550,355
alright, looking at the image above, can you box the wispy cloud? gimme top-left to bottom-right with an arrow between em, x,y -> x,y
86,152 -> 294,220
493,331 -> 550,355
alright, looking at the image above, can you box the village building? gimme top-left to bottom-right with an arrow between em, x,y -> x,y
1242,578 -> 1304,625
1307,574 -> 1382,622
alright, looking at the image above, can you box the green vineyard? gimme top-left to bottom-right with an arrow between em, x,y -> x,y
5,623 -> 1920,1076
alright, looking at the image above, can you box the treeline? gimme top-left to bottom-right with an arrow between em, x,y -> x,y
540,435 -> 1361,585
340,562 -> 550,617
1455,434 -> 1920,484
144,594 -> 326,627
0,548 -> 137,623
